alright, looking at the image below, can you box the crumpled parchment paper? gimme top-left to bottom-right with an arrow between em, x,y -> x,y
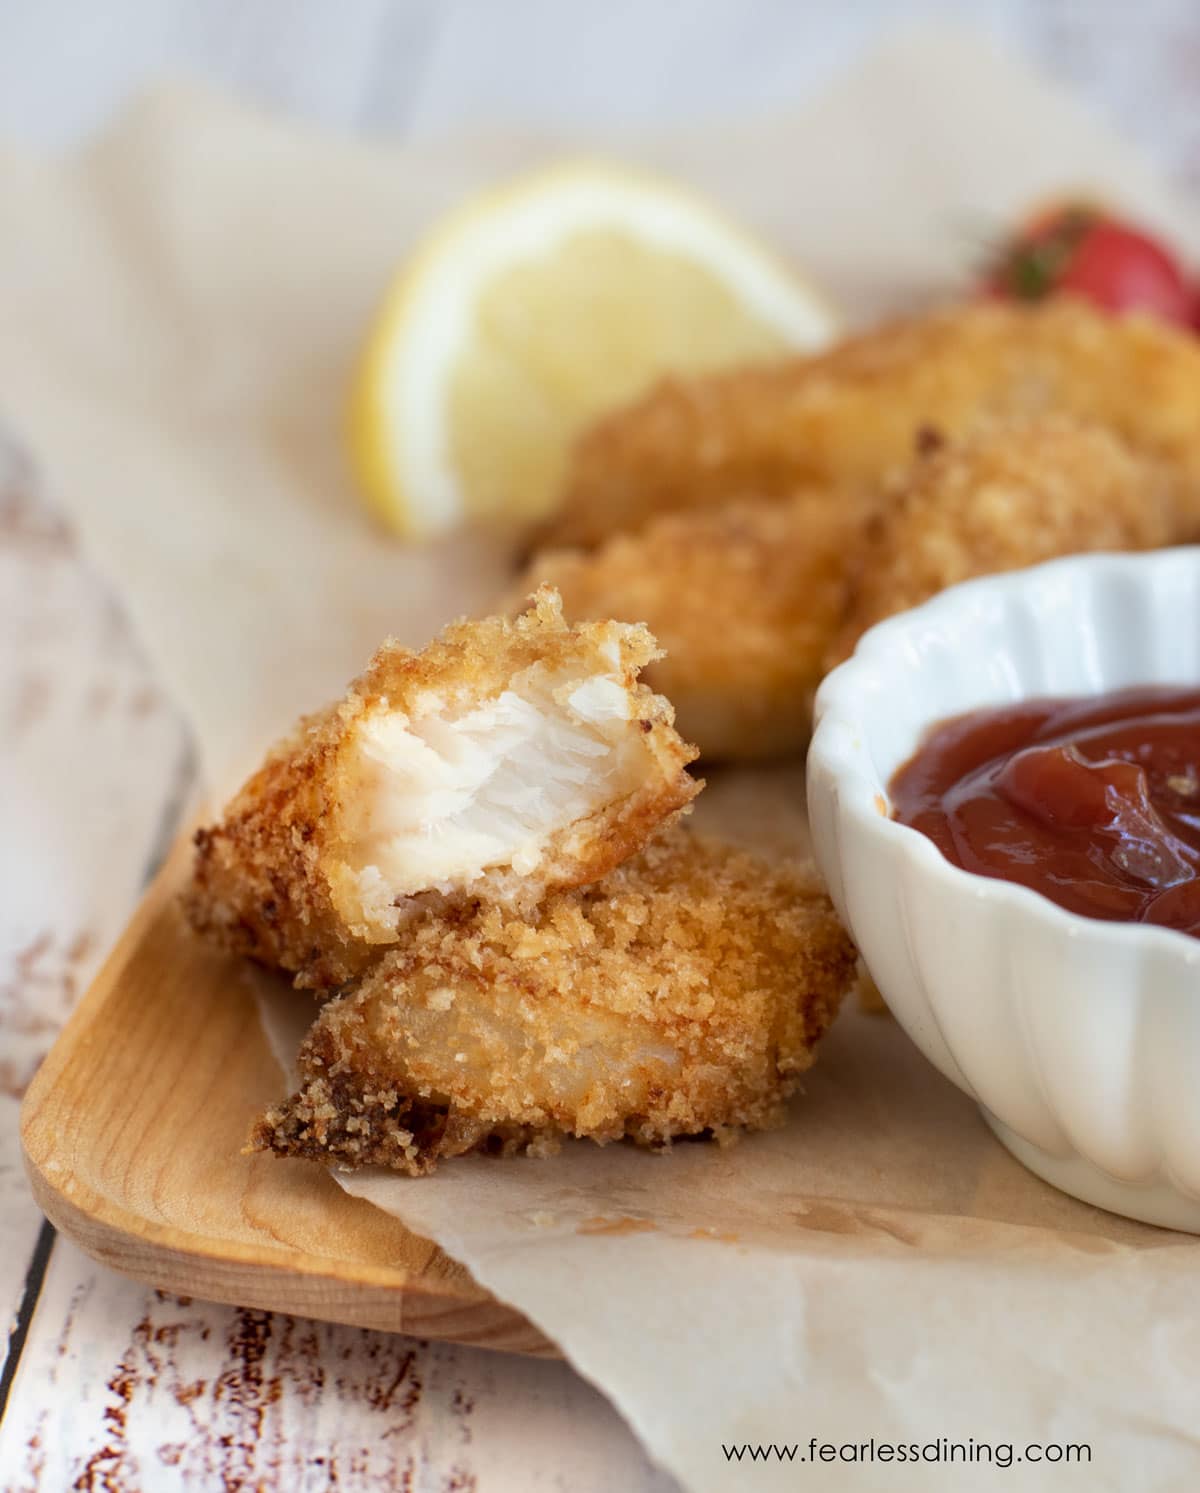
4,29 -> 1199,1491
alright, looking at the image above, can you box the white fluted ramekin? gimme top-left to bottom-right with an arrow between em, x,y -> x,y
808,548 -> 1200,1232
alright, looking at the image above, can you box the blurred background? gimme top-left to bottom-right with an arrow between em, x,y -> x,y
2,0 -> 1199,192
3,5 -> 1200,1491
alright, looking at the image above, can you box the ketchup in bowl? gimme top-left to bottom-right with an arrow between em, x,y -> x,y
890,686 -> 1200,937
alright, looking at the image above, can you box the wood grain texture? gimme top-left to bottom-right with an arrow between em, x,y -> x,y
0,426 -> 658,1493
0,426 -> 190,1341
3,6 -> 1198,1486
20,834 -> 553,1358
0,1239 -> 676,1493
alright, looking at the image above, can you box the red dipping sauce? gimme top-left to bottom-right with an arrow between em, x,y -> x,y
890,686 -> 1200,938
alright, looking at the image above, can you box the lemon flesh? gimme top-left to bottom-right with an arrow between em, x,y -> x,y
351,165 -> 838,539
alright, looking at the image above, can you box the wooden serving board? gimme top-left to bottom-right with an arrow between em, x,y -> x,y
19,834 -> 554,1355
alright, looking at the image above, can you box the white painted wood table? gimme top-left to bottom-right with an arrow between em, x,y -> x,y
1,2 -> 1198,1487
0,432 -> 677,1490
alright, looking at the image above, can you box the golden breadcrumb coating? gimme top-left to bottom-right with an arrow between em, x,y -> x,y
826,415 -> 1197,666
511,487 -> 878,761
187,589 -> 699,988
543,298 -> 1200,549
253,827 -> 857,1173
519,413 -> 1197,760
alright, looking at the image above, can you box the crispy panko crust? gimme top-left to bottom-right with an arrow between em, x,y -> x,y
518,413 -> 1199,760
186,590 -> 699,989
826,415 -> 1198,666
252,826 -> 857,1173
542,298 -> 1200,549
511,487 -> 878,760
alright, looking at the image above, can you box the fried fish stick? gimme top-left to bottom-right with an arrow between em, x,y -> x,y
513,487 -> 878,760
544,299 -> 1200,549
827,416 -> 1196,667
187,589 -> 699,988
253,827 -> 856,1173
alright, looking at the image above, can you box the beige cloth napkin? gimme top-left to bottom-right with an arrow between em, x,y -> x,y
4,26 -> 1199,1491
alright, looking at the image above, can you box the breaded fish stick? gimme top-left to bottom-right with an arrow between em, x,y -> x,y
513,487 -> 877,760
827,416 -> 1195,666
518,417 -> 1193,761
187,589 -> 699,988
253,826 -> 857,1173
544,299 -> 1200,549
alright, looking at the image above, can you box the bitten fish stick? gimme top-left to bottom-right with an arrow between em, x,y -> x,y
186,589 -> 699,988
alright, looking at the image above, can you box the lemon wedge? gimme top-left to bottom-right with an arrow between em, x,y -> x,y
350,162 -> 838,538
